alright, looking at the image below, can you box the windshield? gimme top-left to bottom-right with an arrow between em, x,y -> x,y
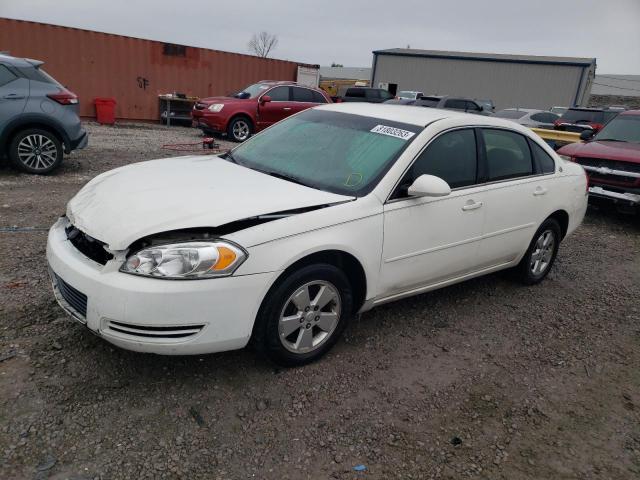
229,109 -> 422,196
494,109 -> 528,119
231,83 -> 271,99
594,115 -> 640,143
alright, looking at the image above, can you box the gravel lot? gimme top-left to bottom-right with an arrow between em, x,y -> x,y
1,122 -> 639,480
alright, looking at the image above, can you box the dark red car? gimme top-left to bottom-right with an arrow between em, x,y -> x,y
192,81 -> 331,142
557,110 -> 640,210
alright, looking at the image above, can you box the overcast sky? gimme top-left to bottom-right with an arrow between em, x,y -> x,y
2,0 -> 639,73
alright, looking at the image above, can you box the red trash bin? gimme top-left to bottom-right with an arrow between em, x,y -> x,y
94,97 -> 116,125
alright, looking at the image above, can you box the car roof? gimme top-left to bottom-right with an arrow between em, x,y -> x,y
499,108 -> 542,113
317,102 -> 521,128
620,110 -> 640,116
0,53 -> 42,68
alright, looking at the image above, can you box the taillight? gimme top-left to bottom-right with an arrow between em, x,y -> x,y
47,88 -> 79,105
591,123 -> 603,131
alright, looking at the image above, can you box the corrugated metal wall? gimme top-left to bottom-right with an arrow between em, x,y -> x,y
372,54 -> 594,110
0,18 -> 315,120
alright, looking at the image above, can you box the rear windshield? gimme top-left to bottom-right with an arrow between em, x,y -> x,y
560,109 -> 603,123
229,109 -> 422,196
494,110 -> 528,119
416,97 -> 439,107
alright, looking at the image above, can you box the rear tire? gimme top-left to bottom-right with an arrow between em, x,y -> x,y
9,128 -> 63,174
253,264 -> 353,367
514,218 -> 561,285
227,117 -> 253,142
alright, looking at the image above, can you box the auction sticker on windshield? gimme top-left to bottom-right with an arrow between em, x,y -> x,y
370,125 -> 416,140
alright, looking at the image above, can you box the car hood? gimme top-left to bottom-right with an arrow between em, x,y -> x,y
66,156 -> 352,250
199,96 -> 253,105
558,140 -> 640,163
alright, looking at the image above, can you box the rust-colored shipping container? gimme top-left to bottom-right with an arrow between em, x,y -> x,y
0,18 -> 317,121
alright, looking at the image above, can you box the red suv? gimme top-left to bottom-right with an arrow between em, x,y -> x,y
557,110 -> 640,211
192,81 -> 331,142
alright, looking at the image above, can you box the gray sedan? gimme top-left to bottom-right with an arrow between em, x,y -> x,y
493,108 -> 560,129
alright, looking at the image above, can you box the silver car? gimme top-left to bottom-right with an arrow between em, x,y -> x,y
493,108 -> 560,129
0,54 -> 87,174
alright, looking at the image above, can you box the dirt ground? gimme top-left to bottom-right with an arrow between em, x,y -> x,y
1,122 -> 639,480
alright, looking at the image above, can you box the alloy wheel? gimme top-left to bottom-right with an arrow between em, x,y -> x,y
17,134 -> 58,171
530,229 -> 555,275
232,120 -> 250,141
278,281 -> 342,354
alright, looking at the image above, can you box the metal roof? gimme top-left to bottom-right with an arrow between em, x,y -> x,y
592,75 -> 640,97
319,66 -> 371,80
373,48 -> 596,67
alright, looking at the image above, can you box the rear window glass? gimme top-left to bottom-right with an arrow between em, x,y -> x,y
292,87 -> 315,102
0,64 -> 17,86
17,66 -> 62,86
560,109 -> 603,123
495,110 -> 528,119
530,141 -> 556,173
483,129 -> 533,181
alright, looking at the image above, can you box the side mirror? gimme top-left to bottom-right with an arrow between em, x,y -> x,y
407,174 -> 451,197
260,95 -> 272,105
579,130 -> 594,141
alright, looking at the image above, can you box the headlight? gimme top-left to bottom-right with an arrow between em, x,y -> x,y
207,103 -> 224,113
120,241 -> 247,279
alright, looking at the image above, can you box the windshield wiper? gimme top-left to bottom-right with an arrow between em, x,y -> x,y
223,151 -> 241,164
261,170 -> 315,189
596,138 -> 627,142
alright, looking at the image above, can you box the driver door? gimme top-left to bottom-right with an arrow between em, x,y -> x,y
256,86 -> 293,130
379,128 -> 487,297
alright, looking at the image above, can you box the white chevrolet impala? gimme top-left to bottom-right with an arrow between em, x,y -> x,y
47,104 -> 588,366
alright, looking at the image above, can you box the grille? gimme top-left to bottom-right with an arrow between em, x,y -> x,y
576,157 -> 640,173
105,320 -> 204,340
576,157 -> 640,186
66,225 -> 113,265
54,273 -> 88,318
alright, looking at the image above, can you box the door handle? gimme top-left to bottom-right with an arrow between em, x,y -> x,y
533,186 -> 548,196
283,107 -> 292,111
462,200 -> 483,211
2,94 -> 25,100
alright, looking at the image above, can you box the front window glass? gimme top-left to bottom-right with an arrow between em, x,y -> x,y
404,129 -> 477,191
595,115 -> 640,143
483,129 -> 533,181
266,86 -> 289,101
229,109 -> 422,196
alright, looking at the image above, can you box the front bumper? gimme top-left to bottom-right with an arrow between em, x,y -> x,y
588,186 -> 640,205
191,111 -> 226,133
46,217 -> 279,355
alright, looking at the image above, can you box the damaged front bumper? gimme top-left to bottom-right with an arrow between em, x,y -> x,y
46,217 -> 280,355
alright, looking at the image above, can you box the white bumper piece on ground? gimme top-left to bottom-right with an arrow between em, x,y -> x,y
46,217 -> 279,355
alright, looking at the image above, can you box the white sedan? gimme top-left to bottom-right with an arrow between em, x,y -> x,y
47,104 -> 588,366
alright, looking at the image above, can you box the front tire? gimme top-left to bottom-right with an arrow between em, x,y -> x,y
514,218 -> 561,285
227,117 -> 253,142
9,128 -> 63,174
253,264 -> 353,367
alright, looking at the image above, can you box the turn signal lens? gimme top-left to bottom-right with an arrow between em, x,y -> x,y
212,246 -> 237,270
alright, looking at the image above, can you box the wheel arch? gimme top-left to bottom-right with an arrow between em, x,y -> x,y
546,209 -> 569,239
227,112 -> 255,131
261,249 -> 368,317
1,115 -> 70,156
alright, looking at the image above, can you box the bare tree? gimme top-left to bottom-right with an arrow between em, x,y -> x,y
248,32 -> 278,58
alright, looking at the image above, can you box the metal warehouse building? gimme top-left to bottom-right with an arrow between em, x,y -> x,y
0,18 -> 318,121
371,48 -> 596,110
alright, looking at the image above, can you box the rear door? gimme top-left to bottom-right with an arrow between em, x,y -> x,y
290,86 -> 325,115
0,63 -> 29,133
477,128 -> 555,267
